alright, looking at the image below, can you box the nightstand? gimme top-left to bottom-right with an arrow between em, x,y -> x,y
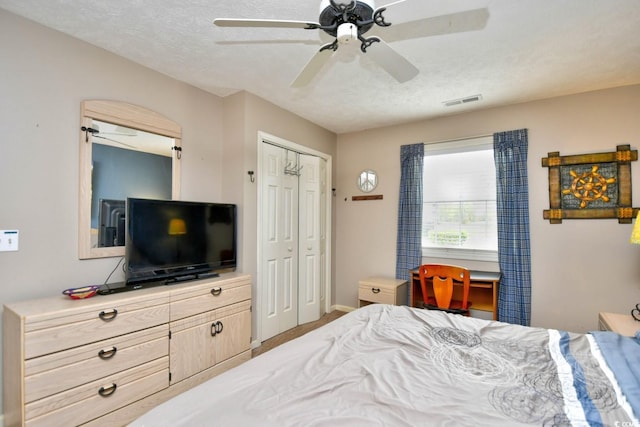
598,312 -> 640,337
358,276 -> 408,307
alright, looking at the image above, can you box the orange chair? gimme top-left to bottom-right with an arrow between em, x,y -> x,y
418,264 -> 472,316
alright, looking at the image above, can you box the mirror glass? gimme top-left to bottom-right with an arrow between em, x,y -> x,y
91,120 -> 173,248
79,100 -> 181,259
357,169 -> 378,193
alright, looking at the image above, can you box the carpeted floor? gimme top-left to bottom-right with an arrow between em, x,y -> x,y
252,310 -> 348,357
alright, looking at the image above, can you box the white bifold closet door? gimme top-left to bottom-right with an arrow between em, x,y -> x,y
261,143 -> 324,341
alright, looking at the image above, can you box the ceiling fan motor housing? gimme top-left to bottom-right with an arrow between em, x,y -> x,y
318,0 -> 375,37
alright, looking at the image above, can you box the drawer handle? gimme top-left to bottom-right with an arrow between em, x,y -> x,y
98,308 -> 118,321
371,287 -> 381,294
98,346 -> 117,360
210,321 -> 224,336
98,383 -> 117,397
210,287 -> 223,296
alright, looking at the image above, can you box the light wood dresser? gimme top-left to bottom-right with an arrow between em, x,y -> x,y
358,276 -> 408,307
3,273 -> 252,427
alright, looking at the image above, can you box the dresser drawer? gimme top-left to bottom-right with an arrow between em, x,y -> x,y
170,275 -> 251,321
25,357 -> 168,427
24,324 -> 169,403
24,300 -> 170,359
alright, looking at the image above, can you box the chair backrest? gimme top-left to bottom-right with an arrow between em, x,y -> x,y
418,264 -> 471,310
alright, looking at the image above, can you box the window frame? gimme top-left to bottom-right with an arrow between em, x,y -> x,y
421,136 -> 498,262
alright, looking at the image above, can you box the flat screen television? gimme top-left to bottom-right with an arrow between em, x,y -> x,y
125,198 -> 237,286
98,199 -> 126,247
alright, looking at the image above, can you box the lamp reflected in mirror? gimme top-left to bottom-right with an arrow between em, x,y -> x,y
168,218 -> 187,236
168,218 -> 187,262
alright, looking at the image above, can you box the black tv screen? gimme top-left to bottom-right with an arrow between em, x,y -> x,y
125,198 -> 237,285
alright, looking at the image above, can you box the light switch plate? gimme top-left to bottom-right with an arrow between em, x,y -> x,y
0,230 -> 19,251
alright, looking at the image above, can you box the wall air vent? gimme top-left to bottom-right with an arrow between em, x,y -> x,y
443,94 -> 483,107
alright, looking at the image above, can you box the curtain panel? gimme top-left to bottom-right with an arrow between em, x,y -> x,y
494,129 -> 532,326
396,143 -> 424,291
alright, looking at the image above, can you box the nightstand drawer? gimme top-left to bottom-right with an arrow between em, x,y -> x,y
358,277 -> 408,307
359,284 -> 396,304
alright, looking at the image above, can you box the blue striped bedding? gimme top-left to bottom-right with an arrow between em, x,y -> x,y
591,331 -> 640,421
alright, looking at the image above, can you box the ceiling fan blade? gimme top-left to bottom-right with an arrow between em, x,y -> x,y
216,39 -> 322,47
291,45 -> 335,88
366,38 -> 418,83
213,18 -> 320,30
373,0 -> 409,16
93,134 -> 137,150
373,8 -> 489,42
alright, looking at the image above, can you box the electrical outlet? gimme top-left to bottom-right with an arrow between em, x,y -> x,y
0,230 -> 19,251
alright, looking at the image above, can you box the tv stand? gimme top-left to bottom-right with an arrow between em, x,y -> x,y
3,273 -> 252,426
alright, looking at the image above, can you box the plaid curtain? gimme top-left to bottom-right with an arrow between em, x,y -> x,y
396,143 -> 424,296
494,129 -> 531,326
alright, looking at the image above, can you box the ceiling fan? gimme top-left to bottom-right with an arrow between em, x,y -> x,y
214,0 -> 489,87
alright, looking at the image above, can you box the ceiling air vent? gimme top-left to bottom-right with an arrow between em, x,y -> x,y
443,94 -> 483,107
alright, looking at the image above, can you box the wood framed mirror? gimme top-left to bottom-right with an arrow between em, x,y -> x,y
79,100 -> 181,259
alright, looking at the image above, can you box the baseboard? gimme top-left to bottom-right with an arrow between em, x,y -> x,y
332,304 -> 356,313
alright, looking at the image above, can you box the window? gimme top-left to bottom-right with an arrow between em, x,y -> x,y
422,136 -> 498,262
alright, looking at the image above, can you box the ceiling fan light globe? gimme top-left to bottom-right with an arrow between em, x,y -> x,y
337,23 -> 357,45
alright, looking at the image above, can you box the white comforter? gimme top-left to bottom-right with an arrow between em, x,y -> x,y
131,304 -> 638,426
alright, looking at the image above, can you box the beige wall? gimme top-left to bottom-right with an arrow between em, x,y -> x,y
0,10 -> 337,412
222,92 -> 337,341
336,84 -> 640,332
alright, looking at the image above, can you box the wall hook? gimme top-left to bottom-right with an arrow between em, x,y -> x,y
248,171 -> 255,183
80,126 -> 99,143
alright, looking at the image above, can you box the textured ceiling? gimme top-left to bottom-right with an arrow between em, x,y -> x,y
2,0 -> 639,134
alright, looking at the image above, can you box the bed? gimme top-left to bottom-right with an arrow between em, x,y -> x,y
130,304 -> 640,426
